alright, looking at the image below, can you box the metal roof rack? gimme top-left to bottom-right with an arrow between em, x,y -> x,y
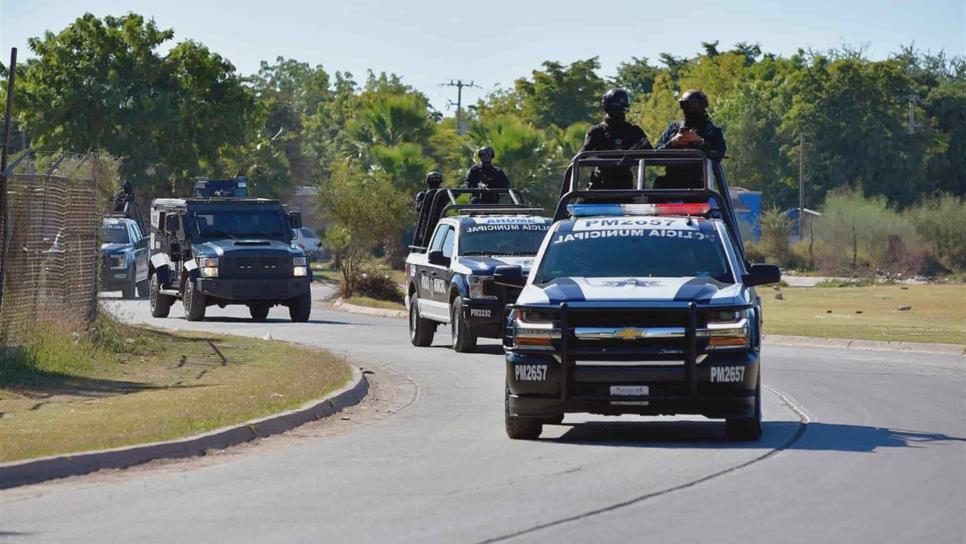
411,188 -> 543,251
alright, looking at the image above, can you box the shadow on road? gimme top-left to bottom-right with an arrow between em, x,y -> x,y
554,420 -> 966,453
181,316 -> 352,326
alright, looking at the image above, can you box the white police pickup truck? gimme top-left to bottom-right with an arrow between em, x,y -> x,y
406,188 -> 549,353
498,149 -> 780,441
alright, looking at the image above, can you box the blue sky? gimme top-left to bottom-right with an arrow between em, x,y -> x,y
2,0 -> 963,111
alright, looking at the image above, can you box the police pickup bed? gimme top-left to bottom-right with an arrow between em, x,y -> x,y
499,150 -> 780,441
406,188 -> 548,352
148,178 -> 311,322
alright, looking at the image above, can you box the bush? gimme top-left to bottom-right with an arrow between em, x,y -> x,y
905,194 -> 966,271
813,189 -> 925,275
344,269 -> 403,303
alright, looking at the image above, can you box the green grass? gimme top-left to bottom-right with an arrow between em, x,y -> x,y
0,316 -> 350,463
343,296 -> 406,312
762,284 -> 966,344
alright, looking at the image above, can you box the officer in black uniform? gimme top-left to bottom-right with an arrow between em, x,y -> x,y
464,146 -> 510,204
655,89 -> 726,162
580,88 -> 652,190
112,179 -> 134,213
413,171 -> 444,247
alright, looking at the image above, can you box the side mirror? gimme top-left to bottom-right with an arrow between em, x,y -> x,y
428,249 -> 450,267
289,211 -> 303,229
164,214 -> 180,235
743,264 -> 781,287
493,265 -> 526,288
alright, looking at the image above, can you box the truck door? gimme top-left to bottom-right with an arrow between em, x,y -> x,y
419,224 -> 453,321
129,221 -> 149,283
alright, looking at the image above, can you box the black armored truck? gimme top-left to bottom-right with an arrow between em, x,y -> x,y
148,178 -> 312,322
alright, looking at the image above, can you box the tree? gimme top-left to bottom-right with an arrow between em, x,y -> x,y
18,13 -> 256,197
467,115 -> 556,208
612,57 -> 660,96
514,58 -> 606,128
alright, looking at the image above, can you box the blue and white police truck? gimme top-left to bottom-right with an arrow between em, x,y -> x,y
406,188 -> 549,353
498,150 -> 781,440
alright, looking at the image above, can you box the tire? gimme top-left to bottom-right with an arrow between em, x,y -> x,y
726,373 -> 762,441
450,297 -> 477,353
408,294 -> 435,347
289,292 -> 311,322
136,279 -> 150,299
249,304 -> 271,321
505,386 -> 542,440
121,278 -> 136,300
183,278 -> 206,321
149,274 -> 172,318
543,414 -> 565,425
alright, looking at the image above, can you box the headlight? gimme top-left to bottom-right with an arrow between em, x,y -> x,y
198,257 -> 219,278
468,275 -> 496,300
512,308 -> 560,348
293,255 -> 307,277
109,254 -> 128,269
700,309 -> 751,349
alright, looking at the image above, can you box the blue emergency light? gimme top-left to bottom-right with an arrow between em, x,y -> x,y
567,202 -> 711,217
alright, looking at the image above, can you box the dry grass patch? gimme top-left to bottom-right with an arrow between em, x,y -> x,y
762,284 -> 966,344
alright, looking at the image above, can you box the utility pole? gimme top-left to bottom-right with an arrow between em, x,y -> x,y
798,132 -> 805,239
0,47 -> 18,309
439,80 -> 480,135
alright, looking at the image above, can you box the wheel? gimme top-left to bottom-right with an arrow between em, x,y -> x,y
149,274 -> 172,318
183,278 -> 206,321
726,372 -> 762,441
505,386 -> 542,440
288,292 -> 311,322
136,278 -> 150,299
121,278 -> 136,300
450,297 -> 477,353
249,304 -> 271,321
408,294 -> 435,347
543,414 -> 565,425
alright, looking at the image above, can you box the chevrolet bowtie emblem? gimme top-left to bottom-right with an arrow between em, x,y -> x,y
616,328 -> 644,340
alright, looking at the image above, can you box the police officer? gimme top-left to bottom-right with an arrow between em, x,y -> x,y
112,179 -> 134,213
415,171 -> 444,213
581,88 -> 652,190
464,146 -> 510,204
655,89 -> 726,162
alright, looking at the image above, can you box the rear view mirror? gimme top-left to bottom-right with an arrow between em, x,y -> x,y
743,264 -> 781,287
493,265 -> 526,288
289,211 -> 303,229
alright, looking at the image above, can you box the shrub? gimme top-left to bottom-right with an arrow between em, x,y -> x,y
344,269 -> 403,303
905,194 -> 966,272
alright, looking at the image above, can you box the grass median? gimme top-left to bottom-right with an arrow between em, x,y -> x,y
0,316 -> 351,463
762,284 -> 966,345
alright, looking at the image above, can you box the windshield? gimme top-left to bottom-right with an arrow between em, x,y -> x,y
102,224 -> 130,244
191,209 -> 289,241
460,223 -> 549,256
537,223 -> 733,283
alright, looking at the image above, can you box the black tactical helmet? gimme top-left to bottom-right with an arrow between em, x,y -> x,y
477,146 -> 495,162
602,88 -> 631,115
121,179 -> 133,192
426,171 -> 443,188
679,89 -> 709,113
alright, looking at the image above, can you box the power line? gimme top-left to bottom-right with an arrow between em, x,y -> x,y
439,80 -> 481,135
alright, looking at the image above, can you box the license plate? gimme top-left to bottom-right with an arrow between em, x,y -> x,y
114,273 -> 127,279
610,385 -> 649,396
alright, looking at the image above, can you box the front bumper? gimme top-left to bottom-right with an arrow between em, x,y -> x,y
101,265 -> 133,290
460,297 -> 508,338
198,277 -> 310,302
506,302 -> 759,418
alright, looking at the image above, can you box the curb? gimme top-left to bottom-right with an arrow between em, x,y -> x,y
764,334 -> 965,356
0,367 -> 369,490
332,298 -> 407,319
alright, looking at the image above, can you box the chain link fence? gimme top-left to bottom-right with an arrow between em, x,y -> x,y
0,151 -> 106,344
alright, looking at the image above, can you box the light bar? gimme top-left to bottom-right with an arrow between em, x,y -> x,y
568,202 -> 711,217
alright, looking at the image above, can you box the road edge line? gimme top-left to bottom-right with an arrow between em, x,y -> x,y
764,334 -> 965,356
331,297 -> 406,319
0,366 -> 368,490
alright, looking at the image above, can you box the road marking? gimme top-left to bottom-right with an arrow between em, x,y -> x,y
476,386 -> 811,544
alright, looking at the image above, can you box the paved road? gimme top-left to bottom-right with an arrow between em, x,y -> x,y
2,300 -> 964,543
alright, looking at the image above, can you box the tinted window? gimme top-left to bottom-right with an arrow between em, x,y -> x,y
441,228 -> 455,259
459,223 -> 548,256
103,223 -> 130,243
299,228 -> 316,237
429,225 -> 449,251
191,210 -> 289,241
537,225 -> 732,283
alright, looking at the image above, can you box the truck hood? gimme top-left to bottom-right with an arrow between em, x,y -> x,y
518,276 -> 742,305
453,255 -> 535,275
100,242 -> 133,253
192,239 -> 298,257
